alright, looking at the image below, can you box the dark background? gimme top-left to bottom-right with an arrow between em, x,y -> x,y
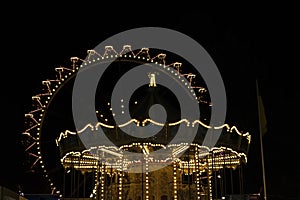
1,3 -> 299,200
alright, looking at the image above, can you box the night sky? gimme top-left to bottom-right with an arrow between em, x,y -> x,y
1,4 -> 299,200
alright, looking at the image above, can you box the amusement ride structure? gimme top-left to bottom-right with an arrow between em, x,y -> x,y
21,45 -> 251,200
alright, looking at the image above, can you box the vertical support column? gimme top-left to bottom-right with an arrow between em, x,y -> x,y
118,170 -> 123,200
195,147 -> 201,199
222,149 -> 226,198
118,157 -> 125,200
110,167 -> 113,200
187,153 -> 191,200
93,169 -> 98,200
100,165 -> 105,200
145,154 -> 150,200
207,153 -> 213,200
173,161 -> 178,200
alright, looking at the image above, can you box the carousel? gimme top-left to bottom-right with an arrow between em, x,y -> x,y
22,45 -> 251,200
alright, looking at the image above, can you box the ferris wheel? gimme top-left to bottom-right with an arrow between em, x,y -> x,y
21,44 -> 251,200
